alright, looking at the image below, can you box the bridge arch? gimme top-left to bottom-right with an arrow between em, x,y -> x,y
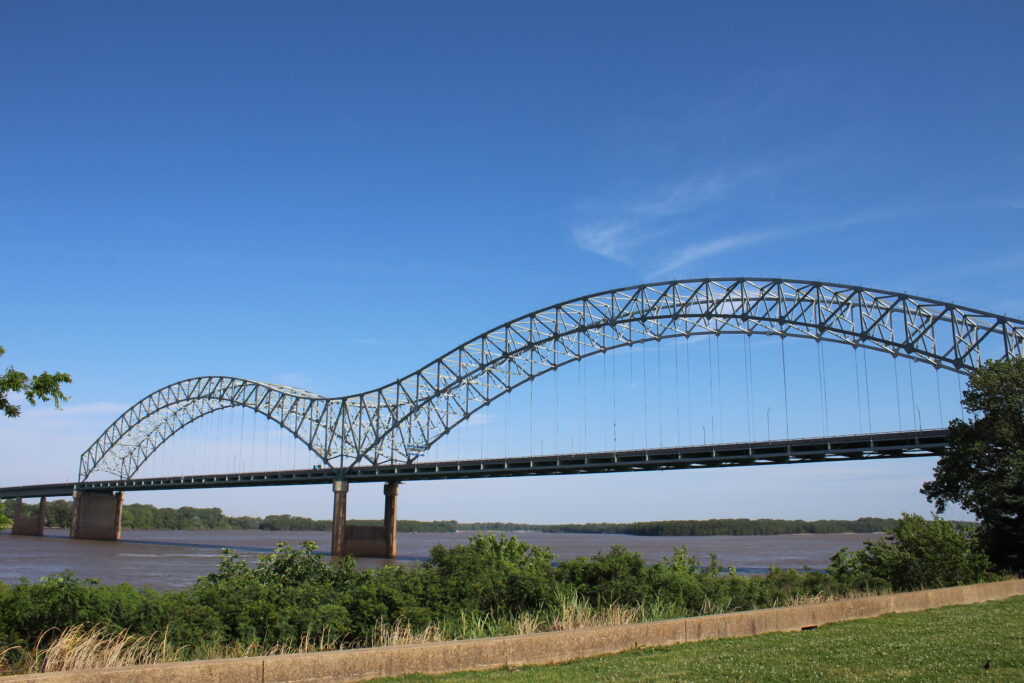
78,378 -> 330,480
79,278 -> 1024,481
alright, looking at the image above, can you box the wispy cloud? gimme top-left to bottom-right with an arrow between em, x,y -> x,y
971,196 -> 1024,211
648,203 -> 925,277
571,222 -> 642,264
570,164 -> 938,276
633,174 -> 733,217
651,230 -> 790,277
952,250 -> 1024,278
571,173 -> 739,265
349,337 -> 385,345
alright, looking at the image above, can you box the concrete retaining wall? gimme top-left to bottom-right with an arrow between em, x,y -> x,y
9,579 -> 1024,682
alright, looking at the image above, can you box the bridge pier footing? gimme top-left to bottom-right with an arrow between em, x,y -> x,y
330,481 -> 399,558
10,497 -> 46,536
70,491 -> 123,541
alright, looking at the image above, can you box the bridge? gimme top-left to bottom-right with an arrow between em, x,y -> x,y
3,278 -> 1022,557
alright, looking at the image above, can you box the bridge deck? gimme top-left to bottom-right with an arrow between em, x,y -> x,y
0,430 -> 948,500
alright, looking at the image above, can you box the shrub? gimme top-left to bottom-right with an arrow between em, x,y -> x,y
827,513 -> 995,591
1,523 -> 1003,673
422,534 -> 558,616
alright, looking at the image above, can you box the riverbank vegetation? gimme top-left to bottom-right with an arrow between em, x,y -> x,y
923,357 -> 1024,573
0,499 -> 912,536
0,514 -> 1004,675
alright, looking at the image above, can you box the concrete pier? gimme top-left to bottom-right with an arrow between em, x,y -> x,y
383,481 -> 399,558
330,481 -> 400,558
70,491 -> 123,541
330,480 -> 349,556
10,497 -> 46,536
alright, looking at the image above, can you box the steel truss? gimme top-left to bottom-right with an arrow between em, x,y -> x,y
79,278 -> 1024,481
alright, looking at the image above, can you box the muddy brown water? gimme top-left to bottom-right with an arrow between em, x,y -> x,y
0,529 -> 883,591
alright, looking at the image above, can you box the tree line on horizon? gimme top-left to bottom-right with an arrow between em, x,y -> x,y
1,498 -> 925,536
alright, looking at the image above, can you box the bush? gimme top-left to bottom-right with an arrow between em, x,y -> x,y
423,534 -> 558,616
0,523 -> 1005,670
827,513 -> 995,591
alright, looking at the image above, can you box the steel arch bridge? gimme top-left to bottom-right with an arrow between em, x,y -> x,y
79,278 -> 1024,482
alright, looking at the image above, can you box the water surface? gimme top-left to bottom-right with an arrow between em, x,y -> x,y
0,528 -> 882,591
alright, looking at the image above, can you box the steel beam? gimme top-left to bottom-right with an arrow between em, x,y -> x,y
74,278 -> 1024,482
1,430 -> 946,500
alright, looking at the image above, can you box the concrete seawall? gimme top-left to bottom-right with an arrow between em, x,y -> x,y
9,579 -> 1024,682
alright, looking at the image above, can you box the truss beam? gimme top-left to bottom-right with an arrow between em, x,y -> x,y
77,278 -> 1024,481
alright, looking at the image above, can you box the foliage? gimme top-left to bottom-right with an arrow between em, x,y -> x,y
0,498 -> 12,530
0,528 -> 1004,672
455,517 -> 906,536
827,514 -> 995,591
922,356 -> 1024,572
0,346 -> 72,418
423,534 -> 558,616
0,535 -> 856,658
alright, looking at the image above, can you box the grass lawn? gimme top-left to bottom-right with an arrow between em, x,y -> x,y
385,596 -> 1024,682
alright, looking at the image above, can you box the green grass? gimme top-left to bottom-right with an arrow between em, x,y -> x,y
385,596 -> 1024,682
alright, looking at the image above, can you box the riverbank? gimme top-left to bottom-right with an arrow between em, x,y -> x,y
0,517 -> 1008,677
0,534 -> 897,674
0,500 -> 914,535
6,581 -> 1021,680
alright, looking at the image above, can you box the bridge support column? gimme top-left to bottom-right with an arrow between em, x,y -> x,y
70,491 -> 123,541
10,497 -> 46,536
330,480 -> 348,557
383,481 -> 399,559
330,481 -> 400,558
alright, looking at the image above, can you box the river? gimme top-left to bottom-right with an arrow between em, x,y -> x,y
0,529 -> 882,591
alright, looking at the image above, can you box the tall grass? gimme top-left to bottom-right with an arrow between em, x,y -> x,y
0,625 -> 352,675
1,625 -> 181,673
0,588 -> 881,675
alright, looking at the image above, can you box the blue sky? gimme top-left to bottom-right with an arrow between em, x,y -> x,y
2,1 -> 1022,523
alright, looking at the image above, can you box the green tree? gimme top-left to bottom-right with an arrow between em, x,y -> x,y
0,500 -> 11,532
828,513 -> 993,590
922,357 -> 1024,572
0,346 -> 72,418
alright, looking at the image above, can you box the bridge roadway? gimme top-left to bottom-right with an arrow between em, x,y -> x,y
1,429 -> 948,500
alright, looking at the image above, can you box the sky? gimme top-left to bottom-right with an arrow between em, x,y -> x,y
2,1 -> 1022,524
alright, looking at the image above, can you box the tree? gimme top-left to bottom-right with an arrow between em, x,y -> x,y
0,499 -> 11,531
827,513 -> 993,590
0,345 -> 72,418
922,356 -> 1024,572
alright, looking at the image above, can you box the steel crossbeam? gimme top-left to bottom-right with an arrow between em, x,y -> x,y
0,429 -> 945,499
76,279 -> 1024,481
